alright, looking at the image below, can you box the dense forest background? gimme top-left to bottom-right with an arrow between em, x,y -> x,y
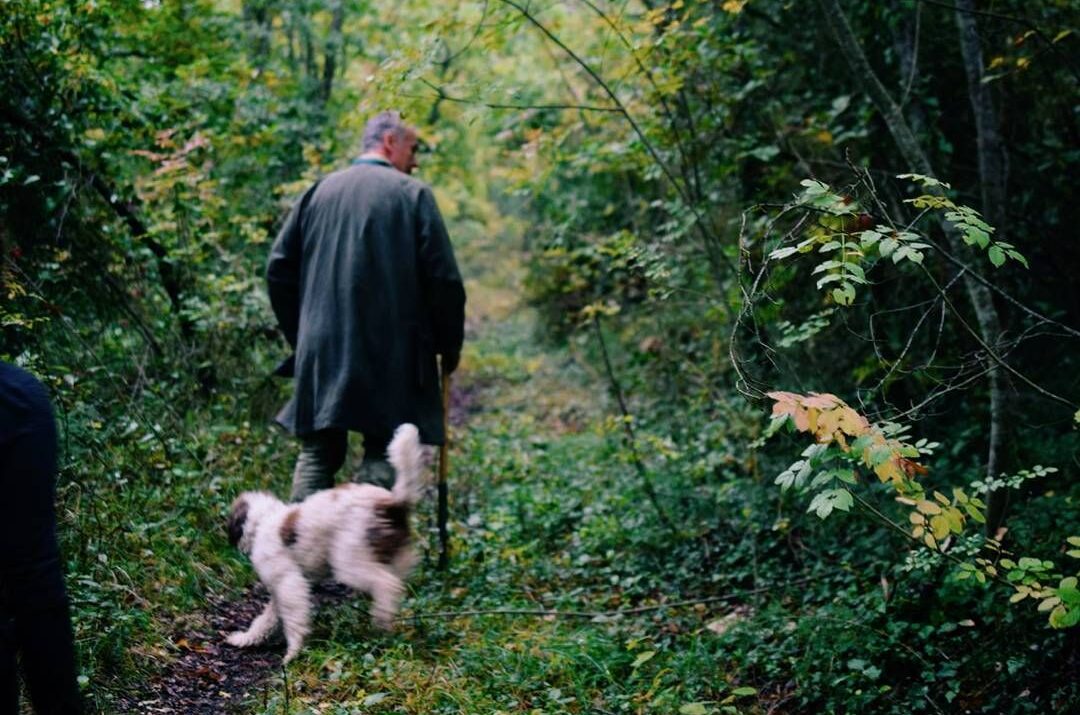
2,1 -> 1079,713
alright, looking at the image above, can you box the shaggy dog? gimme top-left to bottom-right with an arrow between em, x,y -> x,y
224,423 -> 424,662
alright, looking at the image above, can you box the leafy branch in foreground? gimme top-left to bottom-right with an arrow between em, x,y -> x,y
767,174 -> 1026,307
762,390 -> 1079,628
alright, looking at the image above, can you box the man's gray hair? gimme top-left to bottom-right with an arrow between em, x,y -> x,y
362,111 -> 408,151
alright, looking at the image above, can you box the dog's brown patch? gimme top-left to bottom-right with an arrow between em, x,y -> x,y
279,509 -> 300,547
227,497 -> 249,547
368,501 -> 409,564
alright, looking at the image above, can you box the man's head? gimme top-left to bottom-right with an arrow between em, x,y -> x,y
361,111 -> 419,175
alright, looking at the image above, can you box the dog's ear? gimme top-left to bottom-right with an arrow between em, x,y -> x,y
227,496 -> 249,547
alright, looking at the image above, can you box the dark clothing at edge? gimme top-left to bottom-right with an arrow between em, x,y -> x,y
0,362 -> 82,714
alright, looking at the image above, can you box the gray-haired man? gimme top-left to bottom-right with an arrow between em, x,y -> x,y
267,111 -> 465,500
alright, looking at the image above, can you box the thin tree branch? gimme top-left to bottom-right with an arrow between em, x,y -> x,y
414,78 -> 624,113
592,315 -> 676,533
400,577 -> 817,621
916,0 -> 1080,83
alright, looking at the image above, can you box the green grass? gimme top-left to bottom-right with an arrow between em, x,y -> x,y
50,213 -> 1080,715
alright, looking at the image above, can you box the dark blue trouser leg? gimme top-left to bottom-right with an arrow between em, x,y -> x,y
0,363 -> 81,714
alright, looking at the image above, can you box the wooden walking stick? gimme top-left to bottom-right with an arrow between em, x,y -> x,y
437,361 -> 451,570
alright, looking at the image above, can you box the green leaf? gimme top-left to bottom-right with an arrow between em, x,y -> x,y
808,488 -> 852,519
1049,604 -> 1080,628
680,704 -> 710,715
631,650 -> 657,668
746,145 -> 780,162
832,282 -> 856,306
833,488 -> 854,512
817,274 -> 845,289
964,503 -> 986,524
987,245 -> 1005,267
968,227 -> 991,248
859,230 -> 882,246
813,260 -> 843,274
897,173 -> 951,190
732,687 -> 757,697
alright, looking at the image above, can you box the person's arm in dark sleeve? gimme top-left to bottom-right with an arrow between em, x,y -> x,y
416,186 -> 466,373
266,183 -> 318,351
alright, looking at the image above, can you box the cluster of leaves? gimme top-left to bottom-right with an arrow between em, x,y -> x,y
899,174 -> 1027,268
764,390 -> 1079,630
768,174 -> 1026,307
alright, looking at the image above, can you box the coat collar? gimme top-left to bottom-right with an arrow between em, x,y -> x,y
353,155 -> 393,168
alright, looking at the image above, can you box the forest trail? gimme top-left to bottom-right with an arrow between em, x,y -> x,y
111,239 -> 617,713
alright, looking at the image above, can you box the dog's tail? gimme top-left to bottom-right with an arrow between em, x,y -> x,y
388,423 -> 424,506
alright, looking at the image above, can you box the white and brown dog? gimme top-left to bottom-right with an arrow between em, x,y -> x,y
225,423 -> 424,662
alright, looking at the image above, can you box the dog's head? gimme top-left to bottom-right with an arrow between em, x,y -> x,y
227,490 -> 284,554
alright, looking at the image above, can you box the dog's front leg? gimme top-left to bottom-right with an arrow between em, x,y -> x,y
226,599 -> 280,648
273,569 -> 312,664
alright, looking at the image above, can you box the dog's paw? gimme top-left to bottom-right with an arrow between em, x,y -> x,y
372,611 -> 395,631
226,631 -> 253,648
282,646 -> 301,664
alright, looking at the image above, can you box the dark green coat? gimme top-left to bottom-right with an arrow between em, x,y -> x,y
266,159 -> 465,444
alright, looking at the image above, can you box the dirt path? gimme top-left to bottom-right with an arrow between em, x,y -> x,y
109,249 -> 552,713
113,587 -> 278,714
109,376 -> 480,714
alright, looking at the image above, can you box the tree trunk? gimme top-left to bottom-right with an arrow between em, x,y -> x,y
302,16 -> 316,85
954,0 -> 1010,533
318,0 -> 345,106
242,0 -> 272,68
816,0 -> 1007,526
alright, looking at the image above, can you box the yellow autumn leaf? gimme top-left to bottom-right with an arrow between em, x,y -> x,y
836,407 -> 870,436
722,0 -> 748,13
916,500 -> 942,515
874,458 -> 903,484
944,507 -> 965,533
801,393 -> 841,409
930,515 -> 950,540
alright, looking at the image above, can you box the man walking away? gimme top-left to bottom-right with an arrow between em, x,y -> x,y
267,111 -> 466,500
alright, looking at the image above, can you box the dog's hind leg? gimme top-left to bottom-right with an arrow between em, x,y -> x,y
273,569 -> 312,663
335,566 -> 404,631
226,599 -> 280,648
